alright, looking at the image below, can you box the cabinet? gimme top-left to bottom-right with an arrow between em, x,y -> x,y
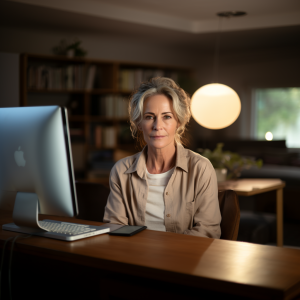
20,54 -> 193,182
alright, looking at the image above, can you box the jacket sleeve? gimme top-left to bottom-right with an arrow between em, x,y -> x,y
103,166 -> 129,225
183,162 -> 222,239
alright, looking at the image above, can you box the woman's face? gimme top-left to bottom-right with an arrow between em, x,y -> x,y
140,94 -> 179,150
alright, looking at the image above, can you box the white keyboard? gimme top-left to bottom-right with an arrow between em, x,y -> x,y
39,221 -> 96,235
3,219 -> 110,241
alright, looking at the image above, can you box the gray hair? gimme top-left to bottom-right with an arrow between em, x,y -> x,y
128,77 -> 191,147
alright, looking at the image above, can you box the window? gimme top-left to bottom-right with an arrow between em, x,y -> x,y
254,88 -> 300,148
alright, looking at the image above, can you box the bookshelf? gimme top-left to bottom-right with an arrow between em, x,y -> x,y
20,53 -> 194,182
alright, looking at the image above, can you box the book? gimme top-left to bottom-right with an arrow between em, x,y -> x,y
66,66 -> 73,90
108,95 -> 115,117
134,69 -> 143,88
95,125 -> 102,148
85,65 -> 96,90
103,127 -> 116,148
28,67 -> 36,89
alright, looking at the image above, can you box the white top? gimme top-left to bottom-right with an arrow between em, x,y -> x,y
145,167 -> 174,232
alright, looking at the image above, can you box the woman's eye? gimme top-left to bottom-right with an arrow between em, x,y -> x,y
164,115 -> 171,119
145,115 -> 153,119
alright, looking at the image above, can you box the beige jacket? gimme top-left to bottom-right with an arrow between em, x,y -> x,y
104,144 -> 221,238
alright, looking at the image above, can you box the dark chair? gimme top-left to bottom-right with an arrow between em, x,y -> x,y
218,190 -> 240,240
75,181 -> 110,222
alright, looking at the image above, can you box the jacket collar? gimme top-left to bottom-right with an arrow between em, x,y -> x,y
125,143 -> 188,179
175,143 -> 189,173
124,145 -> 148,179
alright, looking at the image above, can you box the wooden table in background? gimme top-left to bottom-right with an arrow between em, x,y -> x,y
218,179 -> 286,247
1,211 -> 300,300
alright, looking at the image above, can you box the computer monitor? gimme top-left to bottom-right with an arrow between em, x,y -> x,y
0,106 -> 78,233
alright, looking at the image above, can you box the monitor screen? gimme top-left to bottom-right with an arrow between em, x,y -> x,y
0,106 -> 78,225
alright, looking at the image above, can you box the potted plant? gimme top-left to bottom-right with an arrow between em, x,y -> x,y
53,39 -> 87,57
198,143 -> 263,181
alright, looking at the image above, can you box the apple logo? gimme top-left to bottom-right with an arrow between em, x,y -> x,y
14,146 -> 26,167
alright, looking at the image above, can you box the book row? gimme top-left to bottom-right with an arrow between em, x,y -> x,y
27,64 -> 107,90
91,95 -> 129,118
92,124 -> 133,148
27,65 -> 88,90
27,64 -> 181,91
69,123 -> 133,146
93,126 -> 117,148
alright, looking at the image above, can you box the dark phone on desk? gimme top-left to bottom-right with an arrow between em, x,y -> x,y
109,225 -> 147,236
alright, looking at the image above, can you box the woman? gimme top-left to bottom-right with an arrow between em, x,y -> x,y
104,77 -> 221,238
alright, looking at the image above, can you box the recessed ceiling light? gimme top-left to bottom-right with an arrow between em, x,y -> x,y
217,11 -> 247,18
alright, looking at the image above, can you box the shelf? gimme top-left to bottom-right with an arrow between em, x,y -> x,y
89,116 -> 129,122
26,53 -> 191,70
27,89 -> 87,94
27,54 -> 88,63
90,89 -> 118,94
27,89 -> 134,95
88,145 -> 116,151
69,116 -> 129,122
87,144 -> 135,151
68,115 -> 131,124
117,144 -> 136,150
21,53 -> 193,181
69,116 -> 86,122
27,88 -> 119,94
70,140 -> 85,144
117,90 -> 135,94
26,53 -> 118,66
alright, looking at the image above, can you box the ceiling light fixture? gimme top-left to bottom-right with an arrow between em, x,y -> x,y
191,11 -> 246,130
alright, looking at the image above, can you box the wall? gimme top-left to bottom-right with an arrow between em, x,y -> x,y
1,24 -> 300,146
0,25 -> 199,68
192,46 -> 300,147
0,24 -> 204,149
0,52 -> 19,107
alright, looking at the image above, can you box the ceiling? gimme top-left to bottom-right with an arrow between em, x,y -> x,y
1,0 -> 300,52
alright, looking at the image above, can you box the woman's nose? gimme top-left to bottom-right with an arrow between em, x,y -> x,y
153,118 -> 163,130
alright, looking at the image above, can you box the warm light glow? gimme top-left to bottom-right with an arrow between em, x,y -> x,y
265,131 -> 273,141
191,83 -> 241,129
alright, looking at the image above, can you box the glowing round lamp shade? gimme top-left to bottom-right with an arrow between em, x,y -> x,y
265,131 -> 273,141
191,83 -> 241,129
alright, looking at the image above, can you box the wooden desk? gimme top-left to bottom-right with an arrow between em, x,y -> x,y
218,179 -> 286,247
1,211 -> 300,300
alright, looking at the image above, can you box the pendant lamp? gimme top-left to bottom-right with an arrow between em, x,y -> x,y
191,11 -> 246,130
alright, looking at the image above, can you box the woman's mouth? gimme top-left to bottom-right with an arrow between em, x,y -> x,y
151,136 -> 165,139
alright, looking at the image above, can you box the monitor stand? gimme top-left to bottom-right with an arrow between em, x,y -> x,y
2,192 -> 48,234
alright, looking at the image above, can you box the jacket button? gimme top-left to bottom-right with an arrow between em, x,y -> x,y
166,214 -> 171,217
166,192 -> 169,195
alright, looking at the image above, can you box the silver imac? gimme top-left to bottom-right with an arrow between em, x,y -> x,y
0,106 -> 110,240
